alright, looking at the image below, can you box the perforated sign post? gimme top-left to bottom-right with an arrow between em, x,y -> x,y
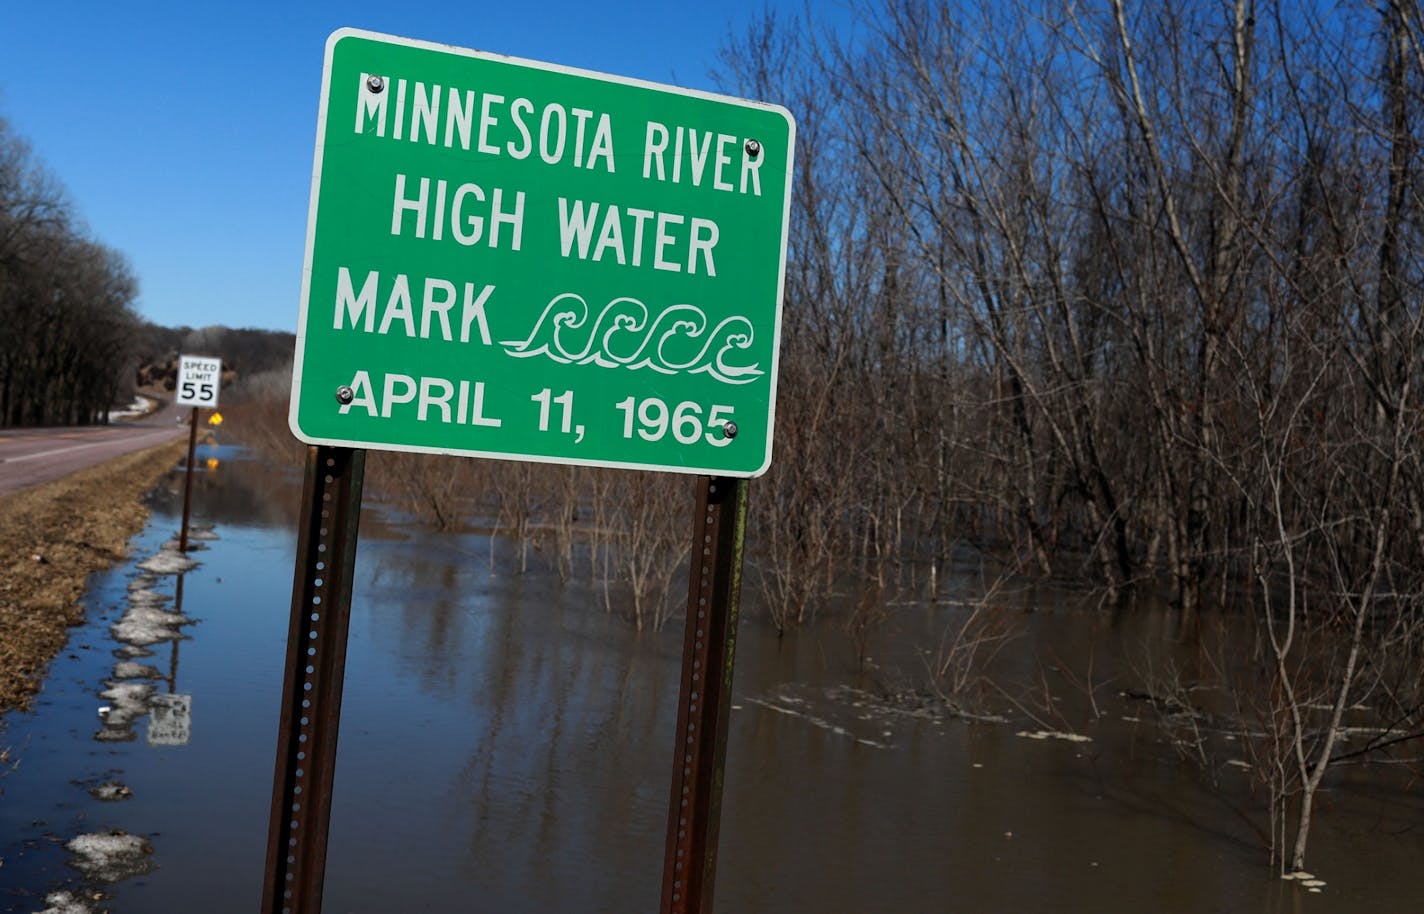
175,354 -> 220,553
266,29 -> 793,914
289,28 -> 794,477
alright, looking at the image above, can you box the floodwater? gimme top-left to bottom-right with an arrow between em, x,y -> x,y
1,445 -> 1421,912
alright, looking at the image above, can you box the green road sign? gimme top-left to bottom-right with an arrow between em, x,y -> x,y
290,29 -> 795,477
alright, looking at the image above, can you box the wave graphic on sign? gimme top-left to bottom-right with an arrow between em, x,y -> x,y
500,293 -> 765,385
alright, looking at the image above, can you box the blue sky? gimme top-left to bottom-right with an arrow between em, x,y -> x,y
2,1 -> 833,333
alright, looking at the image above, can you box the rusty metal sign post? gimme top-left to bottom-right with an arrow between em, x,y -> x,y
260,461 -> 752,913
178,406 -> 199,553
660,476 -> 749,914
261,445 -> 366,914
175,353 -> 221,553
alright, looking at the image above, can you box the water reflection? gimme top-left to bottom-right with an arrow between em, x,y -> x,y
322,537 -> 682,912
2,447 -> 1421,913
146,575 -> 191,748
149,442 -> 303,530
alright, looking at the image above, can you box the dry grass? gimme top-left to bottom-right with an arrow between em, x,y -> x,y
0,438 -> 187,715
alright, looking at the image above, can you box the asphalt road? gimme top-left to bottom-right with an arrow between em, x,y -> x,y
0,404 -> 189,496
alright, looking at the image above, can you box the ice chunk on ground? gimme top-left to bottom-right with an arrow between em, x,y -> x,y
126,588 -> 171,607
65,830 -> 154,882
112,661 -> 161,680
100,681 -> 152,707
111,606 -> 190,647
89,780 -> 133,801
1015,729 -> 1092,743
137,545 -> 197,575
127,575 -> 158,593
37,891 -> 93,914
97,682 -> 153,728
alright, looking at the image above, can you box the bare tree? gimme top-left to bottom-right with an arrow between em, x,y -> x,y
0,116 -> 140,427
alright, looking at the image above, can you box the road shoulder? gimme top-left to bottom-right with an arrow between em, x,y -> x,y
0,438 -> 188,717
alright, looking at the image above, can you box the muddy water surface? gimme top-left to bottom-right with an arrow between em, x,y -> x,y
1,447 -> 1420,912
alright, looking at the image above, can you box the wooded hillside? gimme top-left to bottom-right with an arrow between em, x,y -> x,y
0,114 -> 296,426
0,116 -> 140,427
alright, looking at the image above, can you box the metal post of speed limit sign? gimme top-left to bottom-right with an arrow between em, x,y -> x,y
175,354 -> 221,552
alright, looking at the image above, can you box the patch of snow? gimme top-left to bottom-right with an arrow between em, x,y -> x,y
111,606 -> 190,647
106,396 -> 154,422
89,781 -> 133,802
126,588 -> 171,607
97,682 -> 152,728
744,697 -> 892,749
100,681 -> 152,706
112,661 -> 161,680
126,575 -> 158,593
136,547 -> 198,575
66,830 -> 154,882
1015,729 -> 1092,743
37,891 -> 93,914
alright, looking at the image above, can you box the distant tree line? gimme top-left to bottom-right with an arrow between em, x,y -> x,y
135,324 -> 294,379
134,324 -> 296,404
0,115 -> 142,427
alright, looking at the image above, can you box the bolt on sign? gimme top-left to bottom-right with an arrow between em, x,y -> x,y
289,29 -> 796,477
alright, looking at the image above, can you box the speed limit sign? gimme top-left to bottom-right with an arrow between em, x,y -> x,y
176,354 -> 222,408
